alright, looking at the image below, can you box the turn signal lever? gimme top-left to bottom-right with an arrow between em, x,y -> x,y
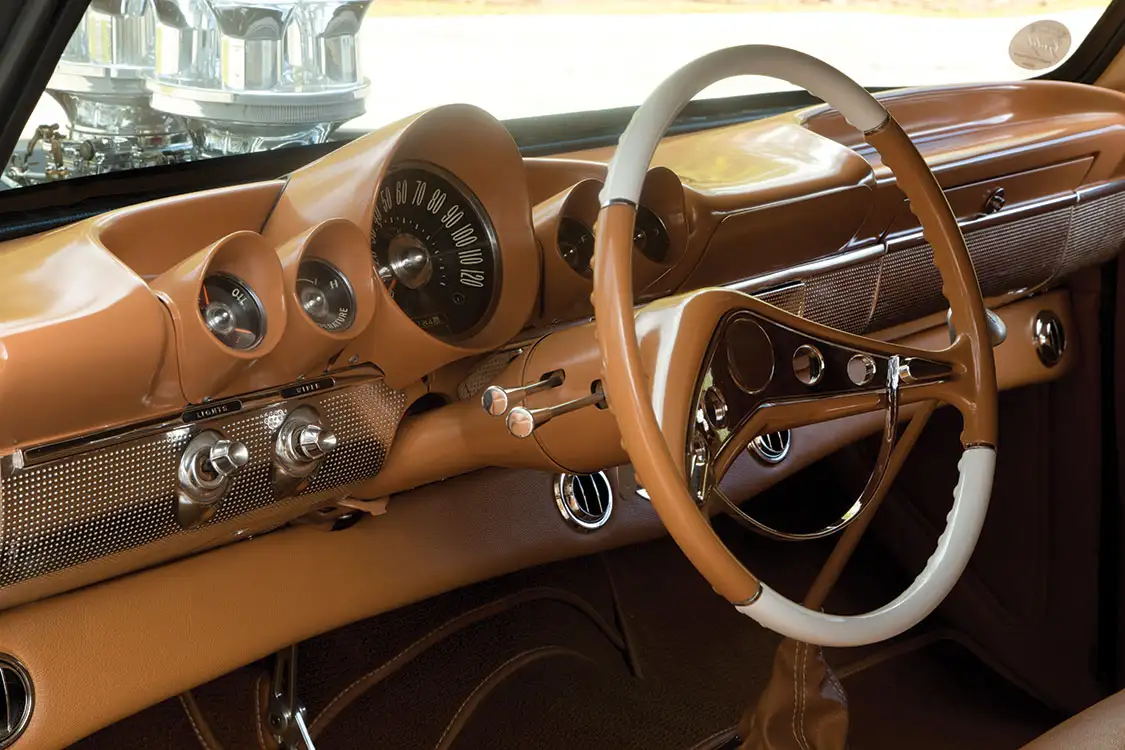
947,308 -> 1007,347
506,388 -> 606,439
481,371 -> 565,416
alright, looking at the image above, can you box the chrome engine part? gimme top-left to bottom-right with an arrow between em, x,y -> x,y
5,0 -> 370,187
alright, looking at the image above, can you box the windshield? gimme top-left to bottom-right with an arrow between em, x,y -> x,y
3,0 -> 1112,189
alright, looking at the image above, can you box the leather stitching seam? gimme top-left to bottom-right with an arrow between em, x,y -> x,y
791,641 -> 802,749
178,693 -> 214,750
310,586 -> 622,736
254,672 -> 270,750
433,646 -> 577,750
797,643 -> 811,750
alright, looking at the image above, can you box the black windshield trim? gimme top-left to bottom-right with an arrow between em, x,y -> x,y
1046,0 -> 1125,83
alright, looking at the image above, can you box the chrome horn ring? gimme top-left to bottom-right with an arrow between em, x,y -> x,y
715,355 -> 902,540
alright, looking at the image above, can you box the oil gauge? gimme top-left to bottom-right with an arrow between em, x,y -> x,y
199,273 -> 265,350
297,258 -> 356,332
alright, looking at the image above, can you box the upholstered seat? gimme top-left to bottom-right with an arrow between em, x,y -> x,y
1023,692 -> 1125,749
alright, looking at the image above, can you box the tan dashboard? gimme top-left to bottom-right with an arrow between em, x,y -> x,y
0,78 -> 1122,748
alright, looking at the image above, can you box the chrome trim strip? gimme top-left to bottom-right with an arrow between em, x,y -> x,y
600,197 -> 638,210
8,365 -> 385,469
737,583 -> 764,607
727,243 -> 885,295
717,180 -> 876,218
886,191 -> 1077,251
1076,178 -> 1125,204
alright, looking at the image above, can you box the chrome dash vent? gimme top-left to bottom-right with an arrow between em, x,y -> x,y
0,655 -> 32,748
749,430 -> 792,465
554,472 -> 614,531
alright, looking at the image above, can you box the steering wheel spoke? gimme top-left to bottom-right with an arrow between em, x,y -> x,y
594,44 -> 998,646
685,297 -> 967,484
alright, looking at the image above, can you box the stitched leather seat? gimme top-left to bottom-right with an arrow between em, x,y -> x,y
1023,691 -> 1125,749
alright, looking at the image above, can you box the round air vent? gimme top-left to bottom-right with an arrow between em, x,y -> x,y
0,655 -> 32,748
749,430 -> 792,465
554,471 -> 614,531
1034,310 -> 1066,367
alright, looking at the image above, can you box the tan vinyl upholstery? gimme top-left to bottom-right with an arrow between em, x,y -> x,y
1023,692 -> 1125,749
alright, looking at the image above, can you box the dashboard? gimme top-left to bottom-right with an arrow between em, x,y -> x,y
1,78 -> 1123,605
2,78 -> 1125,749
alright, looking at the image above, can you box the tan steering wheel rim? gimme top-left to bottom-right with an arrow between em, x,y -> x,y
592,45 -> 998,647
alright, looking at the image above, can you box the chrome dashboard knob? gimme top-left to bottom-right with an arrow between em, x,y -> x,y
273,406 -> 336,493
208,439 -> 250,477
295,424 -> 338,461
482,371 -> 565,417
177,430 -> 245,529
505,388 -> 606,439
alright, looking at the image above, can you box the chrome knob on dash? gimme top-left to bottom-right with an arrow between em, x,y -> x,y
481,371 -> 565,417
295,424 -> 338,461
274,407 -> 337,474
177,431 -> 247,529
208,439 -> 250,477
506,390 -> 606,439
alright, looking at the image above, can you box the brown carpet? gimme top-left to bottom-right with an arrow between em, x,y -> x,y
69,470 -> 1058,750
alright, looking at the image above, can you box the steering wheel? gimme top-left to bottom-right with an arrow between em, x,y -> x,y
593,46 -> 998,648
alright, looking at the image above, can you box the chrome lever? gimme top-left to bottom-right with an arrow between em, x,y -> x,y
947,307 -> 1007,347
267,644 -> 316,750
481,370 -> 565,416
506,389 -> 606,439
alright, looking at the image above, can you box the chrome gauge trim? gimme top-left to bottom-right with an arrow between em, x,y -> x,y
553,472 -> 614,531
0,654 -> 33,749
371,160 -> 503,343
296,257 -> 358,332
198,271 -> 267,351
749,430 -> 792,464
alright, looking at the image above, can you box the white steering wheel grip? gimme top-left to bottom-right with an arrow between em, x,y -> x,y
603,44 -> 997,647
739,447 -> 995,647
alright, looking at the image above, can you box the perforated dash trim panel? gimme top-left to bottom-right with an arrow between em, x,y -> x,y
1055,190 -> 1125,278
0,379 -> 406,589
870,206 -> 1072,330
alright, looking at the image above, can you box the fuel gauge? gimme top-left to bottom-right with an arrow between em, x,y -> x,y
198,273 -> 265,351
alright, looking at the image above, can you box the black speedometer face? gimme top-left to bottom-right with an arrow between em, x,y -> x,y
198,273 -> 265,351
370,166 -> 499,340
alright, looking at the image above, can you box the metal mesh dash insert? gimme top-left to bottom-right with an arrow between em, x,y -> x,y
0,379 -> 406,589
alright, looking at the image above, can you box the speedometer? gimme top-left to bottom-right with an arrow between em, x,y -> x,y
370,165 -> 500,340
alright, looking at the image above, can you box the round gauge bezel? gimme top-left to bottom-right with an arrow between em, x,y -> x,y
296,257 -> 358,332
556,216 -> 595,278
197,271 -> 267,351
371,160 -> 503,343
634,204 -> 671,264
